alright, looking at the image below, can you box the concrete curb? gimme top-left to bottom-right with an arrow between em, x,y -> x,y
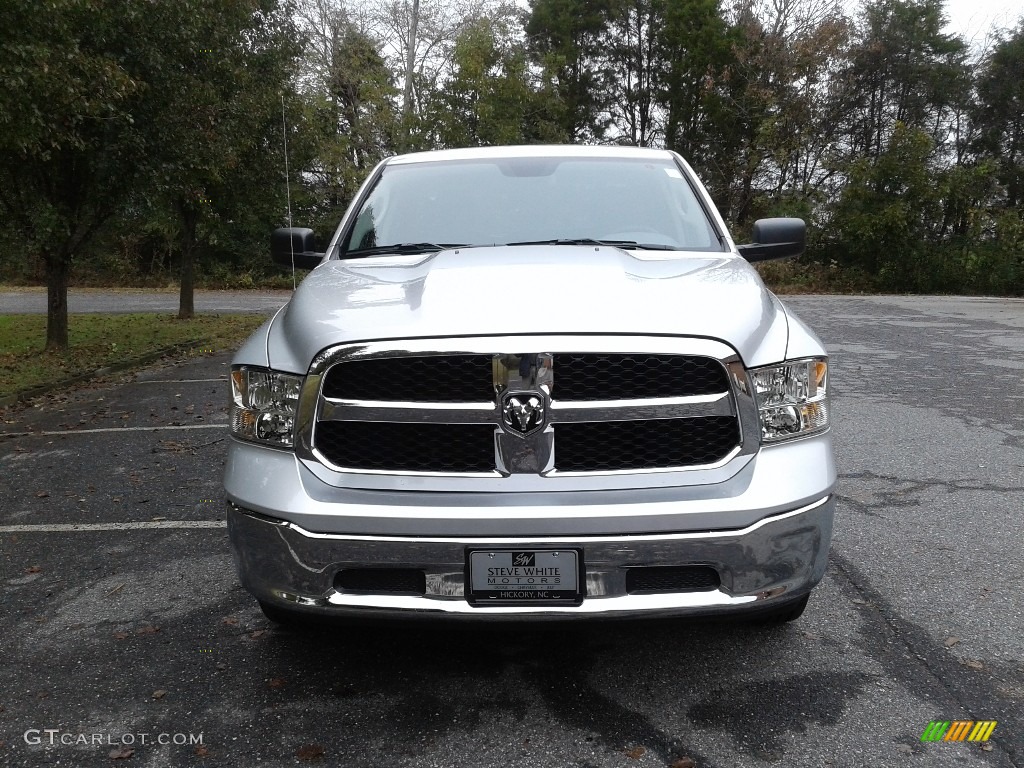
0,339 -> 213,409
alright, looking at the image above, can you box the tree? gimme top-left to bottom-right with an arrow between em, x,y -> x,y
0,0 -> 149,349
838,0 -> 969,162
292,1 -> 401,229
360,0 -> 503,143
710,0 -> 850,227
526,0 -> 614,142
602,0 -> 664,147
426,14 -> 558,147
974,22 -> 1024,208
657,0 -> 736,203
142,0 -> 300,318
302,20 -> 400,231
826,123 -> 947,289
0,0 -> 300,344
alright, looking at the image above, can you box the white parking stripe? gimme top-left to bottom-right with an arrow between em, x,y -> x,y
134,378 -> 227,384
0,521 -> 226,533
1,424 -> 225,439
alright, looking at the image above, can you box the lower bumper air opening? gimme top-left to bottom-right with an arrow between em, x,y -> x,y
625,565 -> 721,594
334,568 -> 427,596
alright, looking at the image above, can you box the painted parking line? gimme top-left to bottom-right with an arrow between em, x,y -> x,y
0,521 -> 226,533
134,378 -> 227,384
1,424 -> 225,440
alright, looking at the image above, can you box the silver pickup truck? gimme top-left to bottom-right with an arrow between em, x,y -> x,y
224,145 -> 835,624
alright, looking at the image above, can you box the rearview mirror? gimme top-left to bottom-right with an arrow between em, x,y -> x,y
271,227 -> 324,270
737,218 -> 806,262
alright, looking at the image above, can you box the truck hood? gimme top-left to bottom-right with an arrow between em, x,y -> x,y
265,245 -> 791,371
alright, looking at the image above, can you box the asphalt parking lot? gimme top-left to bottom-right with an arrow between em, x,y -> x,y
1,294 -> 1022,767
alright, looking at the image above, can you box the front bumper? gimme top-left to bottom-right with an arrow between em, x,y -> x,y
227,495 -> 835,620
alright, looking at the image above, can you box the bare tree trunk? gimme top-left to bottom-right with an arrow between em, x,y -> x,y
177,199 -> 198,320
44,247 -> 70,351
402,0 -> 420,147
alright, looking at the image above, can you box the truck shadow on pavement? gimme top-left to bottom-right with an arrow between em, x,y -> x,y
254,617 -> 871,766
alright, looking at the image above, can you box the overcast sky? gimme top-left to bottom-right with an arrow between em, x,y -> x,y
942,0 -> 1021,44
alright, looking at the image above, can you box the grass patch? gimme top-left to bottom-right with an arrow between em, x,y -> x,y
0,313 -> 266,398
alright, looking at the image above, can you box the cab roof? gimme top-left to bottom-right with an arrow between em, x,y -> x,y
387,144 -> 676,165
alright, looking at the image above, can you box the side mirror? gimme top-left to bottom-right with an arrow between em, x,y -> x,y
737,218 -> 806,262
271,227 -> 325,270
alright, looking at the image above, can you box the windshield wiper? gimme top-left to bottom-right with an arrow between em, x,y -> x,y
345,242 -> 466,257
504,238 -> 682,251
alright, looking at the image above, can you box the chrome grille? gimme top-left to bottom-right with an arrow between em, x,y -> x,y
321,355 -> 493,402
553,417 -> 740,472
315,422 -> 496,472
552,354 -> 728,400
304,338 -> 751,484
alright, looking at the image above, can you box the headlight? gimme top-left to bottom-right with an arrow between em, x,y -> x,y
230,366 -> 303,447
750,358 -> 828,442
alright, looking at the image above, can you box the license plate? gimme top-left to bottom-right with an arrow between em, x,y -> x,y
467,549 -> 582,604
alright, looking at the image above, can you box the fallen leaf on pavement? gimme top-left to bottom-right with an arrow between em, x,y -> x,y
296,744 -> 325,761
25,565 -> 42,574
963,659 -> 984,670
625,746 -> 645,760
136,625 -> 160,636
671,758 -> 696,768
943,637 -> 960,648
194,746 -> 210,757
249,630 -> 268,639
112,631 -> 129,640
268,677 -> 286,689
152,689 -> 167,700
35,491 -> 48,498
109,746 -> 135,759
222,617 -> 239,626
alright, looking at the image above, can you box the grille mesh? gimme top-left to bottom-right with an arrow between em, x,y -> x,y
554,417 -> 739,471
625,566 -> 720,594
316,421 -> 496,472
335,569 -> 426,595
322,355 -> 493,402
553,354 -> 728,400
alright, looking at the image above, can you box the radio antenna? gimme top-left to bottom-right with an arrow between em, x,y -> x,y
281,93 -> 296,291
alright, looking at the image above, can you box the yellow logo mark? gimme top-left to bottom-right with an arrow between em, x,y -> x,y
922,720 -> 997,742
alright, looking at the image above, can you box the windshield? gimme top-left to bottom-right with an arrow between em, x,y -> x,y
340,156 -> 724,256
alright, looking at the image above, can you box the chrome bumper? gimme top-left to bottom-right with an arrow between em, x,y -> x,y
227,496 -> 835,620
